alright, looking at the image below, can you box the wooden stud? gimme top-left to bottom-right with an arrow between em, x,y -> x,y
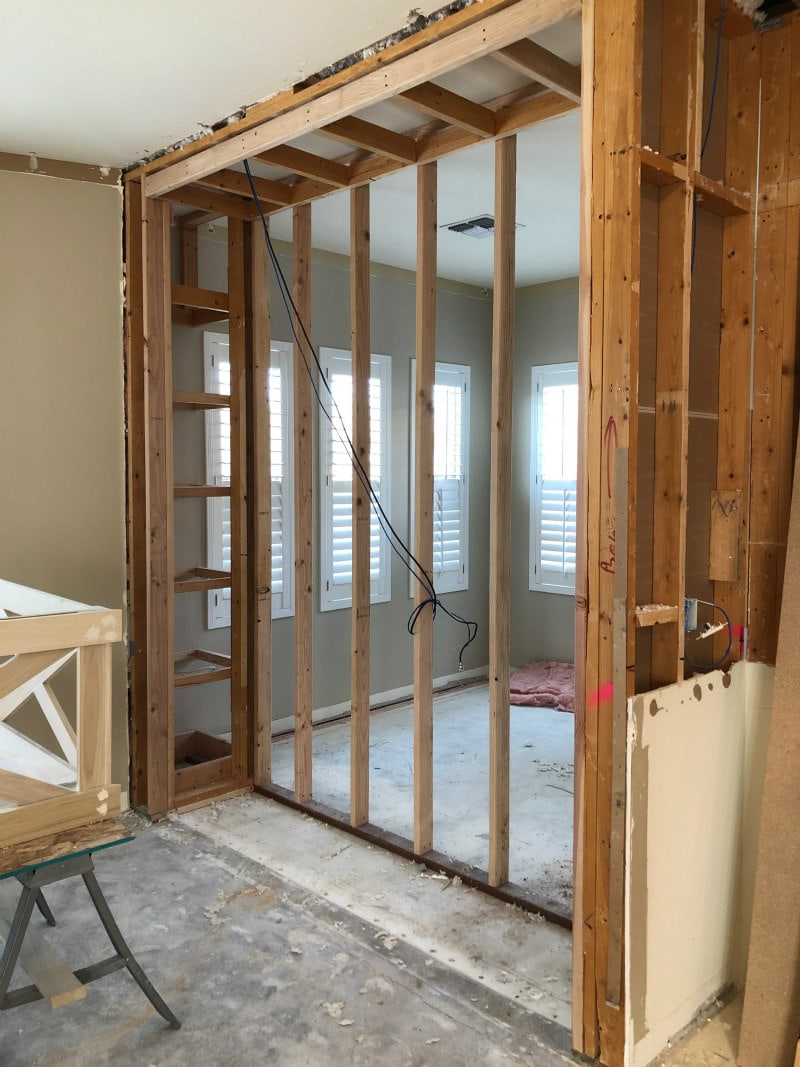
748,22 -> 800,664
493,38 -> 582,102
228,219 -> 249,785
248,218 -> 273,788
124,180 -> 149,809
350,184 -> 371,828
141,189 -> 175,815
293,203 -> 314,803
488,136 -> 516,889
572,0 -> 596,1050
582,0 -> 643,1058
714,33 -> 760,664
413,162 -> 437,857
178,221 -> 198,287
649,0 -> 702,688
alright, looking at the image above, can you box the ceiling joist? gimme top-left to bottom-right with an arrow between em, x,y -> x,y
143,0 -> 581,198
320,116 -> 417,163
159,185 -> 260,222
493,39 -> 581,103
398,82 -> 497,137
195,168 -> 292,206
256,145 -> 350,187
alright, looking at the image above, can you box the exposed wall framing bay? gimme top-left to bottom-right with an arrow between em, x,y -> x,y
122,1 -> 800,1064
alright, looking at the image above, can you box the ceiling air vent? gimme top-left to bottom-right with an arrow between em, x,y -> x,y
444,214 -> 496,239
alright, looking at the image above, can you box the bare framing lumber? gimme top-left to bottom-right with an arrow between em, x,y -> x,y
650,0 -> 703,687
125,181 -> 149,808
142,189 -> 175,815
413,162 -> 437,857
488,136 -> 516,889
143,0 -> 581,197
493,38 -> 582,102
350,184 -> 371,828
248,220 -> 273,788
293,204 -> 313,803
714,32 -> 759,663
572,0 -> 595,1049
228,219 -> 250,785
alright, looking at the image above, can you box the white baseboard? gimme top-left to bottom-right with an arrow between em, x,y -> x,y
271,665 -> 489,737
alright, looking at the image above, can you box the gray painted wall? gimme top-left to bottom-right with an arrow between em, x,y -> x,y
510,279 -> 578,668
0,170 -> 128,785
173,232 -> 495,734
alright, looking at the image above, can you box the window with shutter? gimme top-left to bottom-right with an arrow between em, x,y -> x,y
409,361 -> 470,596
204,332 -> 294,628
529,363 -> 578,595
319,348 -> 391,612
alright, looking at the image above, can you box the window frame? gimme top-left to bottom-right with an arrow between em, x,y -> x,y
204,331 -> 295,628
408,359 -> 471,597
318,346 -> 392,613
529,361 -> 578,596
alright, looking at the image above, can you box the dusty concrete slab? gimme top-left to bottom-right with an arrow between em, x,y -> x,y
0,814 -> 578,1067
183,794 -> 573,1027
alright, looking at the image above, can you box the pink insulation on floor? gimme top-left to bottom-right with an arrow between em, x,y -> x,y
509,661 -> 575,712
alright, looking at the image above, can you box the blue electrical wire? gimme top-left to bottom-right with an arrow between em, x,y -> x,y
683,599 -> 732,673
242,159 -> 478,665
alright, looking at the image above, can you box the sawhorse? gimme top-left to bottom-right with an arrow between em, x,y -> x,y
0,820 -> 179,1029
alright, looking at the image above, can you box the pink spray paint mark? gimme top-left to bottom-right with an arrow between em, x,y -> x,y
586,680 -> 614,709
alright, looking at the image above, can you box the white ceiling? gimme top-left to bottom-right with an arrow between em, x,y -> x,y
1,2 -> 581,286
0,0 -> 447,168
268,110 -> 580,288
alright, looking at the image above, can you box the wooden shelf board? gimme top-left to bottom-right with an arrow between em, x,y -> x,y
174,484 -> 231,498
174,567 -> 230,594
173,391 -> 230,410
640,147 -> 688,187
171,284 -> 229,313
693,172 -> 750,217
172,307 -> 228,327
174,651 -> 233,689
635,604 -> 680,628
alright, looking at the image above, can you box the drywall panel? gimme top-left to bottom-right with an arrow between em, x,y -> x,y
0,169 -> 127,786
626,659 -> 773,1066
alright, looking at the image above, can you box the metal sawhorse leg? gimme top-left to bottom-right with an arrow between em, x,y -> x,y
0,851 -> 180,1028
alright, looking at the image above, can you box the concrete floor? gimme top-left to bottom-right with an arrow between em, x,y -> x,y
271,683 -> 575,912
0,807 -> 577,1067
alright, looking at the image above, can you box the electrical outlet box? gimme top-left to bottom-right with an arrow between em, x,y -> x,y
684,597 -> 698,632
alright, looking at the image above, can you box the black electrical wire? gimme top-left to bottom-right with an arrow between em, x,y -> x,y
243,160 -> 478,665
683,598 -> 733,673
692,0 -> 726,272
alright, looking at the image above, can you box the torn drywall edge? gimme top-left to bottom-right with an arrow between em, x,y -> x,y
125,0 -> 482,172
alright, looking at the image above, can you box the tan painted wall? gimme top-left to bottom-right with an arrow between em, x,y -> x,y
626,660 -> 773,1066
0,169 -> 128,787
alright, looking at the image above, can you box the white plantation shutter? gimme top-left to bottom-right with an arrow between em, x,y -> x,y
320,348 -> 391,612
409,361 -> 470,595
529,363 -> 578,594
204,333 -> 294,628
